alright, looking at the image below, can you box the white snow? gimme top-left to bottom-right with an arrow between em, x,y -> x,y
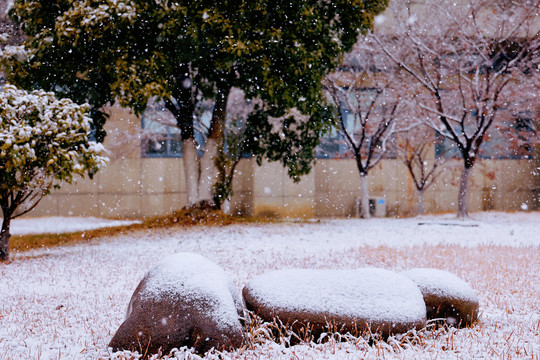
10,216 -> 141,235
245,268 -> 426,323
403,268 -> 479,303
0,211 -> 539,359
134,252 -> 242,332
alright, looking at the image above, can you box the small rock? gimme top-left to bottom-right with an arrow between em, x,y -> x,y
109,253 -> 244,355
402,268 -> 480,327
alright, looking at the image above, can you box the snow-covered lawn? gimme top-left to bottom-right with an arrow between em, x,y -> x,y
10,216 -> 141,235
0,212 -> 539,359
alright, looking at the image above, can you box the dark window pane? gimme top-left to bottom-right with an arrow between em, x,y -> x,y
141,113 -> 184,158
144,139 -> 167,156
169,134 -> 183,156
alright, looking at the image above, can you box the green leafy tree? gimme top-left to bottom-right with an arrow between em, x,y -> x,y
0,85 -> 108,260
4,0 -> 388,208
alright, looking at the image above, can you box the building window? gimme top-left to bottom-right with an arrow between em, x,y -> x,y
315,106 -> 353,159
315,136 -> 350,159
141,102 -> 183,158
140,100 -> 213,158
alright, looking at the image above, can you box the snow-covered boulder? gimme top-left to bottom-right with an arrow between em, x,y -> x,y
402,268 -> 479,327
243,268 -> 426,338
109,253 -> 244,355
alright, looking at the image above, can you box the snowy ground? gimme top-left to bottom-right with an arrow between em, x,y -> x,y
0,212 -> 539,359
10,216 -> 141,235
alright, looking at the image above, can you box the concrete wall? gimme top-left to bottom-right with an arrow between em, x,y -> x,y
31,106 -> 189,219
251,160 -> 315,219
236,156 -> 537,218
311,158 -> 538,218
29,106 -> 539,219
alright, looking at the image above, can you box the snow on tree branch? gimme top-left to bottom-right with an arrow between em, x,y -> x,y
0,84 -> 109,259
0,84 -> 108,215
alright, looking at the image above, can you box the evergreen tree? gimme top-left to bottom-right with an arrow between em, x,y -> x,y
0,85 -> 108,260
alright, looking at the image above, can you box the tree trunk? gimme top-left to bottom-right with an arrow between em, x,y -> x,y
359,173 -> 371,219
199,82 -> 230,207
181,82 -> 231,209
198,137 -> 220,203
0,217 -> 11,261
183,138 -> 201,206
417,190 -> 425,216
222,199 -> 231,214
457,166 -> 472,218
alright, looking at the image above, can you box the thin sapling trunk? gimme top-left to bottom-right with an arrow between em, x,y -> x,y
0,217 -> 11,261
457,165 -> 472,219
397,135 -> 445,216
417,190 -> 425,216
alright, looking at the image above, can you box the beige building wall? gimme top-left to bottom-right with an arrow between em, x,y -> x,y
31,106 -> 189,219
29,105 -> 539,219
246,157 -> 537,218
251,160 -> 315,219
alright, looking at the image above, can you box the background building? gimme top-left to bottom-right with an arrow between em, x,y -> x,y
29,102 -> 538,219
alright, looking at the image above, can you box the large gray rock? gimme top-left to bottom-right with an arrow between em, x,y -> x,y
243,268 -> 426,339
109,253 -> 244,356
403,268 -> 480,327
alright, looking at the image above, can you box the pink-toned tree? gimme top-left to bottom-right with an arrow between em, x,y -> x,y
394,125 -> 447,216
323,71 -> 404,218
374,0 -> 539,217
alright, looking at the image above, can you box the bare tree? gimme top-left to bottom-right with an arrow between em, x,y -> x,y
324,70 -> 403,218
395,126 -> 446,215
374,0 -> 539,217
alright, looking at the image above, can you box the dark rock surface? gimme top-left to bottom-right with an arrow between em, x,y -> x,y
243,268 -> 426,339
403,268 -> 480,327
109,253 -> 244,356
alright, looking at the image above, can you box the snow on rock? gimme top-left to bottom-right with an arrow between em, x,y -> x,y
402,268 -> 480,327
243,268 -> 426,338
109,252 -> 244,356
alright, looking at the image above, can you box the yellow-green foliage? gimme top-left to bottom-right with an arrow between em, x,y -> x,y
0,85 -> 108,195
